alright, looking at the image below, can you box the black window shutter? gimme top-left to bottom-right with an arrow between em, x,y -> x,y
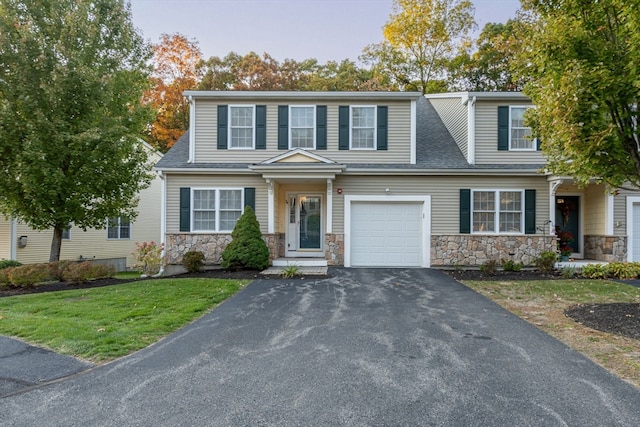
278,105 -> 288,150
460,189 -> 471,234
316,106 -> 327,150
377,106 -> 388,150
179,187 -> 191,232
338,106 -> 349,150
536,137 -> 542,151
244,188 -> 256,212
217,105 -> 228,150
255,105 -> 266,149
497,106 -> 509,151
525,189 -> 536,234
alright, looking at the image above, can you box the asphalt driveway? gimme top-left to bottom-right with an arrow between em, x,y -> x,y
1,268 -> 639,426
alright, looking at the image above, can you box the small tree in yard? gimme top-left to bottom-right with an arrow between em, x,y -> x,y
221,206 -> 270,270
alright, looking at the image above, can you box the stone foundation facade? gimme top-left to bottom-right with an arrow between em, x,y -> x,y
584,235 -> 626,262
431,234 -> 556,266
325,233 -> 344,265
165,234 -> 232,264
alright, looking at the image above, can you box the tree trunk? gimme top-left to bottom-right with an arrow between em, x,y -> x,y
49,226 -> 63,262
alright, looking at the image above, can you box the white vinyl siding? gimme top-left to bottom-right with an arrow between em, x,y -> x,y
166,175 -> 269,234
475,102 -> 546,165
427,97 -> 468,155
192,99 -> 412,164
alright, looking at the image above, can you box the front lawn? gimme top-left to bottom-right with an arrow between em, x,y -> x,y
0,277 -> 248,362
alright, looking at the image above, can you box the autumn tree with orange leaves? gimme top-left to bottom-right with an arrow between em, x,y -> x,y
146,33 -> 201,152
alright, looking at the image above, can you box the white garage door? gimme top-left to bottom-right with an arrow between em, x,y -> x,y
350,202 -> 423,267
633,203 -> 640,262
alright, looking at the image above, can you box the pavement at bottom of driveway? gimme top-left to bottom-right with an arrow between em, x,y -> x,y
0,336 -> 93,397
1,268 -> 640,426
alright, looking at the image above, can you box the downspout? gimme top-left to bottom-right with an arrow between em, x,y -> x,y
466,96 -> 477,165
152,170 -> 166,277
10,218 -> 17,260
188,95 -> 195,163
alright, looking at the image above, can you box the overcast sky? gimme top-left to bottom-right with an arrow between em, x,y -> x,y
129,0 -> 522,63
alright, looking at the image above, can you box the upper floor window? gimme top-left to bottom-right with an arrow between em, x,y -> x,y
510,106 -> 536,150
290,106 -> 315,149
472,190 -> 523,234
192,188 -> 243,232
107,217 -> 130,240
351,106 -> 376,149
229,105 -> 255,149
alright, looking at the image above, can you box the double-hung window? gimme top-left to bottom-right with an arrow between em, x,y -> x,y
192,188 -> 243,232
290,106 -> 315,149
351,106 -> 376,149
229,105 -> 255,149
472,190 -> 523,233
510,106 -> 535,150
107,217 -> 130,239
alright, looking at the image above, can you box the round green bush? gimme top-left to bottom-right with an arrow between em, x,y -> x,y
182,251 -> 205,273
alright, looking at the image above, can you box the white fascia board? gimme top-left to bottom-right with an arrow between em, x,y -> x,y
183,90 -> 422,101
425,91 -> 531,102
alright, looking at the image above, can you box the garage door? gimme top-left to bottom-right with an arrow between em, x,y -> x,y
350,202 -> 423,267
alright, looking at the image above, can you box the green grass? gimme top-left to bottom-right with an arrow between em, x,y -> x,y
463,279 -> 640,303
0,278 -> 248,362
114,270 -> 145,280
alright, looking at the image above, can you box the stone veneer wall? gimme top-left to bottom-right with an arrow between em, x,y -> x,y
431,235 -> 556,266
325,233 -> 344,266
166,233 -> 282,264
584,235 -> 626,262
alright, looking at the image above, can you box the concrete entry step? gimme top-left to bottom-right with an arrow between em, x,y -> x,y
261,266 -> 328,276
272,257 -> 327,267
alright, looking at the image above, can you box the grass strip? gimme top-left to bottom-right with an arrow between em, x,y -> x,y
0,278 -> 248,362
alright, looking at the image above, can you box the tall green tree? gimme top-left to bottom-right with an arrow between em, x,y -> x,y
0,0 -> 155,261
449,20 -> 524,91
362,0 -> 476,93
517,0 -> 640,189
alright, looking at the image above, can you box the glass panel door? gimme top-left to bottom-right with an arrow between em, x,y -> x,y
299,196 -> 321,249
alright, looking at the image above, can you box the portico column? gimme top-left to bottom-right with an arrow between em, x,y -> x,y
267,179 -> 275,233
326,178 -> 333,233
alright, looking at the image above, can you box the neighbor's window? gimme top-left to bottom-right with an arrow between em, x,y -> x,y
62,224 -> 71,240
351,106 -> 376,149
510,106 -> 535,150
107,217 -> 130,239
192,188 -> 243,232
229,105 -> 255,149
290,106 -> 315,149
472,190 -> 523,233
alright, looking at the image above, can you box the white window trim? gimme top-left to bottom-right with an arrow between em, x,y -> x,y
228,105 -> 255,150
191,188 -> 244,233
509,105 -> 536,151
350,105 -> 377,150
289,105 -> 316,149
471,189 -> 525,235
107,217 -> 131,240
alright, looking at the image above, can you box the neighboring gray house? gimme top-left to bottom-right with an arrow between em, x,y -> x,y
154,91 -> 631,268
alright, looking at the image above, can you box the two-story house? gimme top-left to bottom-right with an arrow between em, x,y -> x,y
155,91 -> 631,269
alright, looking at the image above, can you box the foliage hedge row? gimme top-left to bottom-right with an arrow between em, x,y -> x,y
0,261 -> 115,289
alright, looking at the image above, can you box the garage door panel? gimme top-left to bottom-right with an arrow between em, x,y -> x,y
350,202 -> 423,267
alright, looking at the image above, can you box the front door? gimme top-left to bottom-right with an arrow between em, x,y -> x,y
286,194 -> 323,257
555,196 -> 580,254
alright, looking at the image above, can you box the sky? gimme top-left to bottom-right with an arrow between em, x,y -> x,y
128,0 -> 522,64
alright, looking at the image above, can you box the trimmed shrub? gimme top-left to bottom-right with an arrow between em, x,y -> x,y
182,251 -> 205,273
5,264 -> 51,288
534,251 -> 557,273
604,262 -> 640,279
62,261 -> 115,285
48,260 -> 73,282
221,206 -> 270,270
501,259 -> 522,272
0,259 -> 22,270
